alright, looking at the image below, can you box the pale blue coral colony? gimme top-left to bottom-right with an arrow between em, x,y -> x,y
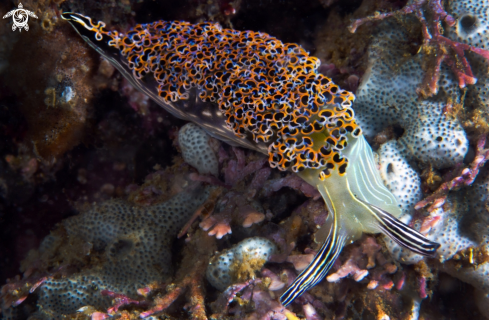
3,0 -> 489,319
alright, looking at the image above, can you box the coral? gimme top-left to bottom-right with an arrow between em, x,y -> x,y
281,234 -> 430,319
378,140 -> 423,213
65,12 -> 448,306
345,6 -> 489,313
178,123 -> 220,177
372,138 -> 483,266
17,185 -> 211,318
326,247 -> 370,283
378,138 -> 480,264
1,274 -> 48,311
177,144 -> 274,240
177,186 -> 223,238
277,202 -> 429,313
349,0 -> 489,97
384,150 -> 489,265
206,237 -> 277,291
353,25 -> 469,168
445,0 -> 489,137
431,171 -> 489,318
440,249 -> 489,293
415,134 -> 489,212
447,0 -> 489,107
67,228 -> 217,320
127,169 -> 190,206
184,147 -> 275,239
385,203 -> 475,265
447,0 -> 489,47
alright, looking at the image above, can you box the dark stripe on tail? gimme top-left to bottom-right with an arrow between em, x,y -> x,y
359,200 -> 440,257
279,220 -> 345,306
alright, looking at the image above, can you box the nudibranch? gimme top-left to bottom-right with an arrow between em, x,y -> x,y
61,13 -> 440,306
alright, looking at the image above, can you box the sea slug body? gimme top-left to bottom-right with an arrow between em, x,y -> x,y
61,13 -> 440,306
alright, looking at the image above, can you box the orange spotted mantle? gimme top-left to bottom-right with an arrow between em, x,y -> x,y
83,18 -> 360,179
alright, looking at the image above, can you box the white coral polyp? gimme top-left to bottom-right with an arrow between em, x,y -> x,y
206,237 -> 277,291
178,123 -> 219,176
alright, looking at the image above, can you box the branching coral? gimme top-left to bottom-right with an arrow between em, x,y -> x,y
349,0 -> 489,97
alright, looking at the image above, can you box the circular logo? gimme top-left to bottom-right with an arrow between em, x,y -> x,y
3,3 -> 38,32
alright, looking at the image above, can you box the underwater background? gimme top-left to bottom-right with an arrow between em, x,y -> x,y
1,0 -> 489,319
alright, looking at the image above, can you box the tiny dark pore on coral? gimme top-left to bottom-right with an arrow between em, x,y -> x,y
386,163 -> 394,174
392,123 -> 405,139
459,15 -> 478,35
